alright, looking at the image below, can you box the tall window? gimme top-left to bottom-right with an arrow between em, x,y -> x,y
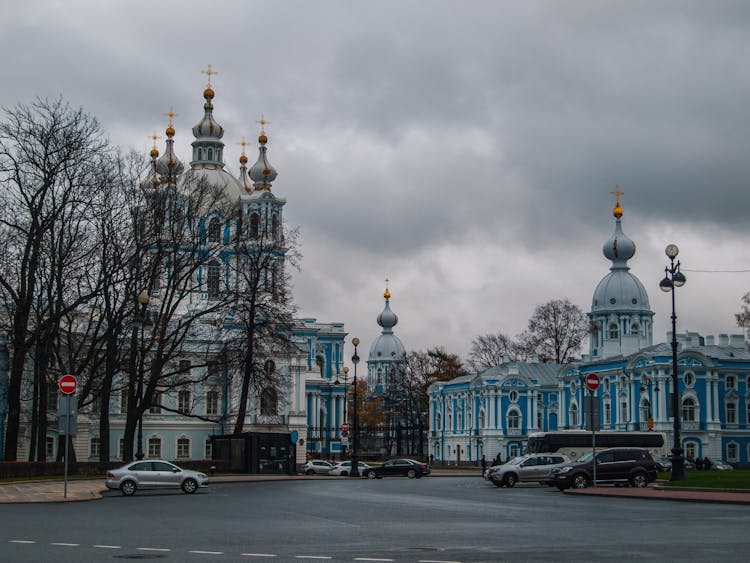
509,443 -> 519,458
207,260 -> 220,298
148,437 -> 162,459
208,217 -> 221,243
570,404 -> 579,427
205,438 -> 213,459
120,389 -> 129,414
507,409 -> 520,429
728,443 -> 739,461
620,401 -> 628,422
90,437 -> 101,459
261,388 -> 278,416
726,402 -> 737,424
149,392 -> 162,414
604,402 -> 611,425
47,383 -> 58,412
178,389 -> 191,414
631,323 -> 640,336
46,437 -> 55,459
609,323 -> 619,339
250,213 -> 260,239
436,412 -> 441,430
683,398 -> 696,422
206,390 -> 219,416
119,438 -> 125,460
271,214 -> 279,240
177,437 -> 190,459
684,442 -> 696,461
726,375 -> 736,390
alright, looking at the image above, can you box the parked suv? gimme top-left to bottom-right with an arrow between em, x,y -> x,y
552,447 -> 657,490
487,454 -> 570,488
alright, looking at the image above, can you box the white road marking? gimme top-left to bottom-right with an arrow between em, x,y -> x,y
295,557 -> 333,560
354,559 -> 394,562
418,560 -> 463,563
189,550 -> 224,555
9,540 -> 36,544
93,545 -> 121,549
241,554 -> 278,558
137,547 -> 171,552
50,542 -> 79,547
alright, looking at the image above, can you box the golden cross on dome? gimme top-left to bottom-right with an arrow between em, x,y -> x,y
610,184 -> 624,205
257,115 -> 270,133
201,64 -> 218,87
385,277 -> 389,289
148,131 -> 161,149
238,136 -> 249,156
162,107 -> 178,127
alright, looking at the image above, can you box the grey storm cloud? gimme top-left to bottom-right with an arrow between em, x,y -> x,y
3,0 -> 750,359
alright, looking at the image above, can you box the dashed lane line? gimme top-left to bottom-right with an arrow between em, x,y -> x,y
295,557 -> 333,560
51,542 -> 80,547
93,545 -> 121,549
354,559 -> 395,562
9,540 -> 36,544
241,554 -> 278,558
137,547 -> 171,552
190,550 -> 224,555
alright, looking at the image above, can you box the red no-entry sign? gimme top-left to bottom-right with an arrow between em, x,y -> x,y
585,373 -> 600,392
341,422 -> 349,432
58,374 -> 78,395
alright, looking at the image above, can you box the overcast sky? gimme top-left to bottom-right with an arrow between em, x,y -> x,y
3,1 -> 749,363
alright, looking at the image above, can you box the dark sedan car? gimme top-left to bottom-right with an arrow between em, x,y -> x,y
365,458 -> 430,479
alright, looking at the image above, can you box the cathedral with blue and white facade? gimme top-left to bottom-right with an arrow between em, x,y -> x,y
429,193 -> 750,466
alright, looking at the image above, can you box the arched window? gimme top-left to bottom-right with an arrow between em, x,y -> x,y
507,409 -> 520,429
684,442 -> 697,461
250,213 -> 260,239
682,398 -> 696,422
631,323 -> 640,336
479,410 -> 486,429
207,148 -> 214,160
509,443 -> 520,458
261,387 -> 278,416
727,443 -> 738,461
271,214 -> 279,240
208,217 -> 221,243
177,437 -> 190,459
207,260 -> 220,298
640,399 -> 650,423
436,412 -> 442,430
609,323 -> 619,339
264,360 -> 275,377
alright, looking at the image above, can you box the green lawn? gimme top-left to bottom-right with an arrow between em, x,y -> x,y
659,469 -> 750,489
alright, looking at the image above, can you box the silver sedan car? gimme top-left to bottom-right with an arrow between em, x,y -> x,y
105,460 -> 208,496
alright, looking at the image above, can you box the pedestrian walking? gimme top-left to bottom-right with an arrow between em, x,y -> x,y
695,456 -> 704,470
703,456 -> 712,470
481,455 -> 487,477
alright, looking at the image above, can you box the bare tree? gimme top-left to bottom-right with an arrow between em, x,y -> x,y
466,332 -> 516,372
516,298 -> 587,364
736,292 -> 750,338
0,98 -> 126,460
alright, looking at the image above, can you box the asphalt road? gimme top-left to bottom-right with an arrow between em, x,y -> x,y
1,476 -> 749,562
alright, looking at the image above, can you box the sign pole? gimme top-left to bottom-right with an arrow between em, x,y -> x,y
584,373 -> 601,488
591,388 -> 596,488
64,394 -> 70,498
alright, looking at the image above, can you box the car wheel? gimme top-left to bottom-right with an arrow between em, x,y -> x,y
630,471 -> 648,488
182,478 -> 198,494
306,469 -> 315,475
367,470 -> 377,479
572,473 -> 589,489
340,471 -> 348,477
503,473 -> 517,488
120,480 -> 137,496
407,469 -> 416,479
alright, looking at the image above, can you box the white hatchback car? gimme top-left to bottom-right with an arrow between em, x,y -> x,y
487,453 -> 570,487
328,461 -> 371,476
303,459 -> 333,475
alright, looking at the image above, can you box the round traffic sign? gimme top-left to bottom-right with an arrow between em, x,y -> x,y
58,374 -> 78,395
584,373 -> 600,392
341,422 -> 349,432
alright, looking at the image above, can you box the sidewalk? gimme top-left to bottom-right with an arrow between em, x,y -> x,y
563,484 -> 750,504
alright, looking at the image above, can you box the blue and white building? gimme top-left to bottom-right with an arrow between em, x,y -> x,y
429,194 -> 750,465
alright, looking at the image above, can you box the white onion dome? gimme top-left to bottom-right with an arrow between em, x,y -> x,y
190,87 -> 226,169
249,127 -> 277,190
369,286 -> 406,361
591,199 -> 650,313
156,122 -> 185,178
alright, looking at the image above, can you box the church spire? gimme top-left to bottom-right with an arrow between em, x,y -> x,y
249,115 -> 278,191
602,185 -> 635,271
191,64 -> 225,169
377,279 -> 398,333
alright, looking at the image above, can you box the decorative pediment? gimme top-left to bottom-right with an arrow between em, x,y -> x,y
679,357 -> 704,367
501,378 -> 526,387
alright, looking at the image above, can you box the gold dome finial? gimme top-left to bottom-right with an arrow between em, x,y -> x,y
162,107 -> 178,137
238,136 -> 249,164
148,131 -> 161,158
610,185 -> 624,218
201,64 -> 218,100
384,277 -> 391,299
257,114 -> 270,144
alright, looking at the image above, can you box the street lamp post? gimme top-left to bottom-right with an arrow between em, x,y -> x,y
350,338 -> 360,478
135,291 -> 150,461
342,366 -> 349,457
659,243 -> 687,481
